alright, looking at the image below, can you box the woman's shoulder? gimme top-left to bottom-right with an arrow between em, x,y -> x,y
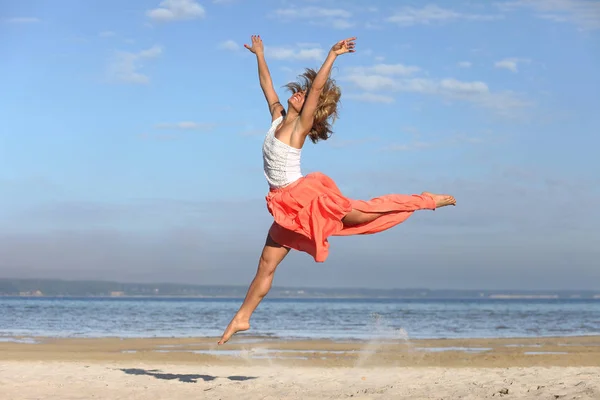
268,115 -> 284,132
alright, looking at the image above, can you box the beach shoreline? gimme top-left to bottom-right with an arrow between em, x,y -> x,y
1,335 -> 599,399
1,334 -> 599,368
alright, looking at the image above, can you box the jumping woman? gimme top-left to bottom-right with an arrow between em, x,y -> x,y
218,35 -> 456,345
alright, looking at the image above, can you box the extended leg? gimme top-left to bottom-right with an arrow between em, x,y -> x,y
218,233 -> 290,345
342,192 -> 455,227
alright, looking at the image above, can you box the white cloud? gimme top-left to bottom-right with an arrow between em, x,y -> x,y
219,40 -> 239,51
297,42 -> 321,48
5,17 -> 40,23
273,7 -> 351,19
341,64 -> 530,115
271,7 -> 353,29
138,46 -> 162,58
147,0 -> 205,22
264,45 -> 325,61
385,141 -> 441,151
154,122 -> 215,130
457,61 -> 472,68
344,74 -> 397,92
475,91 -> 532,113
138,132 -> 180,141
342,63 -> 423,92
331,19 -> 355,29
345,93 -> 395,104
346,63 -> 421,76
384,134 -> 485,152
494,57 -> 530,72
107,45 -> 163,85
495,59 -> 518,72
440,78 -> 489,95
387,4 -> 500,26
497,0 -> 600,30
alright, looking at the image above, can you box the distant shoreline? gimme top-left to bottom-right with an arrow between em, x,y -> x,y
3,294 -> 600,300
1,278 -> 599,299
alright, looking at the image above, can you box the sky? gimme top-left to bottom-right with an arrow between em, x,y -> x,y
1,0 -> 599,290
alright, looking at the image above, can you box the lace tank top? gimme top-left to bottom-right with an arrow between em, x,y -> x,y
262,116 -> 302,189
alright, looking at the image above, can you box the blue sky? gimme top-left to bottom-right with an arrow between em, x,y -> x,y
1,0 -> 599,290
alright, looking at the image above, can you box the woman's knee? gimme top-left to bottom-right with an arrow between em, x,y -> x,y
342,209 -> 365,226
342,209 -> 381,227
257,235 -> 289,275
258,253 -> 279,276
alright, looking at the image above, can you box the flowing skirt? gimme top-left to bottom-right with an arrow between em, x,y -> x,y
266,172 -> 436,262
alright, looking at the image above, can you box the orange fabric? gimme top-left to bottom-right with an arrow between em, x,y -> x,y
266,172 -> 436,262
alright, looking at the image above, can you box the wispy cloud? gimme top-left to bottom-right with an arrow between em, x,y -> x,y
264,44 -> 325,62
387,5 -> 501,26
344,93 -> 395,104
384,135 -> 484,152
5,17 -> 40,24
270,6 -> 354,29
273,6 -> 351,19
457,61 -> 472,68
331,19 -> 354,29
497,0 -> 600,30
341,63 -> 531,115
107,45 -> 163,85
99,31 -> 116,38
154,122 -> 216,130
219,39 -> 240,51
494,57 -> 530,72
382,126 -> 488,152
345,63 -> 421,76
147,0 -> 205,22
328,137 -> 381,149
138,133 -> 181,141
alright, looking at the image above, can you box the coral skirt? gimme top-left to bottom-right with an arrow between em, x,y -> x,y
266,172 -> 436,262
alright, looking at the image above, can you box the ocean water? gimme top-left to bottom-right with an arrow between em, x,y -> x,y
0,297 -> 599,341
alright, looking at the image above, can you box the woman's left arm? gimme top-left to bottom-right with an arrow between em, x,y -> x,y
297,37 -> 356,134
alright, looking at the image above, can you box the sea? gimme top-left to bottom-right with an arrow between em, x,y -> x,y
1,297 -> 599,341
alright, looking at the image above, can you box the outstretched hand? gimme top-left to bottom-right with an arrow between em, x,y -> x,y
244,35 -> 264,55
331,37 -> 356,55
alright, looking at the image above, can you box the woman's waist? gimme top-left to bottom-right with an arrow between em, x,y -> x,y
266,174 -> 303,192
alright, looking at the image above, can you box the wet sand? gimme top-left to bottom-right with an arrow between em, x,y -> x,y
1,335 -> 599,399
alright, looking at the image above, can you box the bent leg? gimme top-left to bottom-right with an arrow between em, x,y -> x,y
218,234 -> 290,345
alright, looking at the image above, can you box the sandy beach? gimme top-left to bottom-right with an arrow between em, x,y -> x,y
1,335 -> 599,399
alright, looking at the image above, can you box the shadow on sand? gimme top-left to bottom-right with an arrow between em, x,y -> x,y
120,368 -> 258,384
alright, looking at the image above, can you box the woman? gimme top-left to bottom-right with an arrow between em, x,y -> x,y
218,35 -> 456,345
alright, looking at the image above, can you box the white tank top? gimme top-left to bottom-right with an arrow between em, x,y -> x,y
262,116 -> 303,189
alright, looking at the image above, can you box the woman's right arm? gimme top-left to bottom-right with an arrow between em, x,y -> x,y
245,35 -> 284,122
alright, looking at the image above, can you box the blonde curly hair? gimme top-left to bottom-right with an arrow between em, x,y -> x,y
284,68 -> 341,143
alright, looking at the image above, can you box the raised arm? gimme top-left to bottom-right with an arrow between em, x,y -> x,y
244,35 -> 284,122
298,37 -> 356,134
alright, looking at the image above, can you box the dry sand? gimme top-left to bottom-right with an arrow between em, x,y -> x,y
1,335 -> 599,399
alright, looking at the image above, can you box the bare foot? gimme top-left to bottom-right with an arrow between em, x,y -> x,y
422,192 -> 456,208
218,318 -> 250,345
